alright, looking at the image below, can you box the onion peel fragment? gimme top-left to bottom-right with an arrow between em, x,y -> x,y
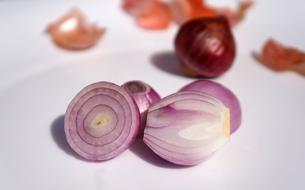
122,0 -> 172,30
46,8 -> 105,50
169,0 -> 253,27
255,39 -> 305,75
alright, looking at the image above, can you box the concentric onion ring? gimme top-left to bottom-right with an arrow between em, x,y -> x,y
64,82 -> 140,161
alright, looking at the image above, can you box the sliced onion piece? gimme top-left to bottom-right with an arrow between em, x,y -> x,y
179,80 -> 241,134
122,80 -> 161,133
143,91 -> 230,166
64,82 -> 140,161
46,8 -> 105,50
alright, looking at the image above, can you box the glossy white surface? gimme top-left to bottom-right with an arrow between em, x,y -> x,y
1,0 -> 305,189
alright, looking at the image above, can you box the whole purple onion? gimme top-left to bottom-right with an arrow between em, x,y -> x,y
175,16 -> 236,78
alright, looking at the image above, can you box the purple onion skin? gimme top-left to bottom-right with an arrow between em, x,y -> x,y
175,16 -> 236,78
179,80 -> 241,133
122,80 -> 161,135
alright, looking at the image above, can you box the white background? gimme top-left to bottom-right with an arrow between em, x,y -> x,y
0,0 -> 305,189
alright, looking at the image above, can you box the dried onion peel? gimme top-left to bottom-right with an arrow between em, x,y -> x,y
255,39 -> 305,75
144,91 -> 230,166
122,0 -> 253,30
47,8 -> 105,50
64,82 -> 140,161
122,0 -> 172,30
169,0 -> 253,27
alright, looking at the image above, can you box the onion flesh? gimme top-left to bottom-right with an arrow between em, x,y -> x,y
143,91 -> 230,166
174,16 -> 236,78
64,82 -> 140,161
122,80 -> 161,133
179,80 -> 241,134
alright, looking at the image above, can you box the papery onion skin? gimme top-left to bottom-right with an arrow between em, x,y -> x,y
122,0 -> 172,30
179,80 -> 241,134
47,8 -> 105,50
169,0 -> 253,27
143,91 -> 230,166
64,82 -> 140,161
255,39 -> 305,76
174,16 -> 236,78
122,80 -> 161,134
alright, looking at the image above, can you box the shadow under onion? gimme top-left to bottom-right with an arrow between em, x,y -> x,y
129,139 -> 190,169
50,115 -> 88,161
150,51 -> 187,78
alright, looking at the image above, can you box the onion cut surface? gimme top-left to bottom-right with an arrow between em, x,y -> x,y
143,91 -> 230,166
180,80 -> 241,134
64,82 -> 140,161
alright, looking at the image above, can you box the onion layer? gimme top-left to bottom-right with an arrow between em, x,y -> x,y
143,91 -> 230,166
179,80 -> 241,134
122,80 -> 161,133
174,16 -> 236,78
64,82 -> 140,161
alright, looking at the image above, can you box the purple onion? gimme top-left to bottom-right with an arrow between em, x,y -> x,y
179,80 -> 241,133
174,16 -> 236,78
64,81 -> 140,161
122,80 -> 161,133
143,91 -> 230,166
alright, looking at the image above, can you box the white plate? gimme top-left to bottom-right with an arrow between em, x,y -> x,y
1,0 -> 305,190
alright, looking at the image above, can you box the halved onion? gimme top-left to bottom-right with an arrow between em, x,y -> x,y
179,80 -> 241,134
64,82 -> 140,161
143,91 -> 230,166
122,80 -> 161,133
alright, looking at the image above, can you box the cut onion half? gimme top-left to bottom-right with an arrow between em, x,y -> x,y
64,82 -> 140,161
143,91 -> 230,166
